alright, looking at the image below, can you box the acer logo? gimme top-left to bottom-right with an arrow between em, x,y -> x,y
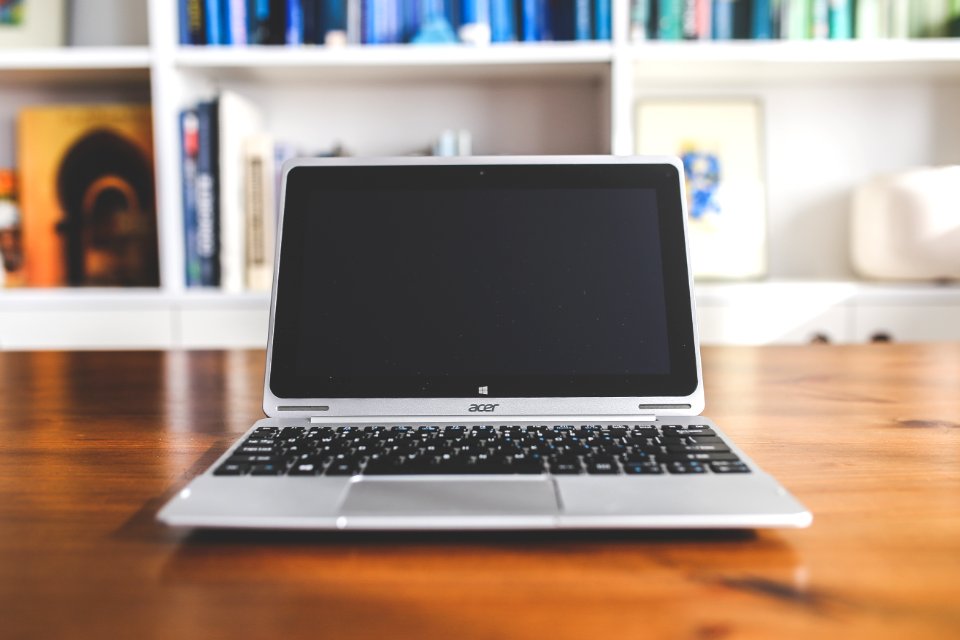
468,403 -> 499,412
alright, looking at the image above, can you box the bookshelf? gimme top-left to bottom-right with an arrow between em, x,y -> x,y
0,0 -> 958,348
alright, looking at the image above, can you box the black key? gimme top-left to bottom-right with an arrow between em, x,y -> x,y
586,460 -> 619,474
249,462 -> 285,475
325,461 -> 360,476
288,461 -> 322,475
665,444 -> 731,454
709,461 -> 751,474
214,462 -> 249,476
623,462 -> 663,475
663,452 -> 740,463
549,461 -> 583,474
666,461 -> 707,474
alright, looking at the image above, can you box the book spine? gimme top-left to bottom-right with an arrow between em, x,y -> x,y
785,0 -> 810,39
179,0 -> 191,44
682,0 -> 697,38
180,110 -> 202,287
828,0 -> 851,38
595,0 -> 611,39
951,0 -> 960,37
302,0 -> 320,43
403,0 -> 422,41
693,0 -> 710,38
658,0 -> 683,40
219,0 -> 233,44
491,0 -> 517,41
811,0 -> 829,38
753,0 -> 773,38
287,0 -> 305,43
854,0 -> 879,38
522,0 -> 539,40
713,0 -> 734,38
228,0 -> 248,44
732,0 -> 750,37
243,135 -> 276,292
195,101 -> 220,287
575,0 -> 592,39
204,0 -> 222,44
629,0 -> 648,41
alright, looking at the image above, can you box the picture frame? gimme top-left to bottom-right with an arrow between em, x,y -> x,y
0,0 -> 65,48
635,99 -> 767,280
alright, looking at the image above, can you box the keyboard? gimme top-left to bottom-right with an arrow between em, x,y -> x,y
214,423 -> 751,477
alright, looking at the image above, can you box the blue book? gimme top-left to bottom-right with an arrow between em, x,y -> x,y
753,0 -> 773,38
658,0 -> 683,39
287,0 -> 304,44
574,0 -> 591,39
324,0 -> 348,33
713,0 -> 734,38
219,0 -> 233,44
363,0 -> 378,42
403,0 -> 422,41
595,0 -> 611,40
204,0 -> 222,44
179,110 -> 202,287
522,0 -> 539,40
303,0 -> 321,43
179,0 -> 191,43
194,100 -> 220,287
490,0 -> 516,41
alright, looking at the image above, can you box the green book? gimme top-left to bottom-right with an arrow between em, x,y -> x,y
951,0 -> 960,37
658,0 -> 684,40
785,0 -> 812,39
855,0 -> 881,38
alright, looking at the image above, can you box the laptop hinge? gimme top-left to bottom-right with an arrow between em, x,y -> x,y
308,415 -> 661,423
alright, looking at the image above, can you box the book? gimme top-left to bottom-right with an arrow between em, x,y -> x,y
951,0 -> 960,37
248,0 -> 286,44
694,0 -> 711,38
682,0 -> 697,38
181,0 -> 206,44
595,0 -> 611,39
217,91 -> 264,293
323,0 -> 348,42
731,0 -> 750,37
658,0 -> 683,40
522,0 -> 539,40
227,0 -> 247,44
242,134 -> 276,292
287,0 -> 305,44
713,0 -> 735,39
828,0 -> 852,39
753,0 -> 773,39
204,0 -> 222,44
854,0 -> 882,38
195,100 -> 220,287
811,0 -> 829,39
17,105 -> 159,287
784,0 -> 811,39
180,110 -> 202,287
491,0 -> 517,41
302,0 -> 322,43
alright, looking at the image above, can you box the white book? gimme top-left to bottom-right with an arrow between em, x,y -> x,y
243,133 -> 276,292
218,91 -> 263,293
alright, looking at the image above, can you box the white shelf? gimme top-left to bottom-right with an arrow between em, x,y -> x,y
173,42 -> 614,81
628,39 -> 960,82
0,46 -> 152,82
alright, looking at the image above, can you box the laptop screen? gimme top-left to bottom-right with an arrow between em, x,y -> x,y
270,161 -> 697,399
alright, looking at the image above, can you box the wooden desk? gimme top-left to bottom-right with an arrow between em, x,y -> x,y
1,345 -> 958,639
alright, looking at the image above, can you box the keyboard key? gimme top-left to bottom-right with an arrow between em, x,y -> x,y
666,461 -> 707,474
709,461 -> 751,474
549,461 -> 583,474
586,461 -> 619,474
665,444 -> 731,454
623,462 -> 663,474
214,462 -> 249,476
250,462 -> 285,476
662,452 -> 740,463
288,462 -> 322,475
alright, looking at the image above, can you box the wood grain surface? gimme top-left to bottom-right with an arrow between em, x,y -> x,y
0,345 -> 958,639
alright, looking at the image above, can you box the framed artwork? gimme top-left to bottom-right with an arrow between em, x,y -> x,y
0,0 -> 65,48
635,99 -> 767,280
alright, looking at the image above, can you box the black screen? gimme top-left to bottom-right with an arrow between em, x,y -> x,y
270,163 -> 697,398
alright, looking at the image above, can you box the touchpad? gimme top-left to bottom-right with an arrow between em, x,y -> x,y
340,479 -> 561,516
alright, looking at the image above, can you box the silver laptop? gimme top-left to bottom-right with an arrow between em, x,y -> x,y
158,155 -> 811,530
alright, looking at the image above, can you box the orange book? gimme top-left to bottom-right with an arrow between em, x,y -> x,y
17,105 -> 159,287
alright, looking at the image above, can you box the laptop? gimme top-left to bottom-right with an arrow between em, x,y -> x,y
158,155 -> 812,530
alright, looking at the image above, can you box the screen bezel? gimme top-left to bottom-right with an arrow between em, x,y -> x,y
263,156 -> 703,418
